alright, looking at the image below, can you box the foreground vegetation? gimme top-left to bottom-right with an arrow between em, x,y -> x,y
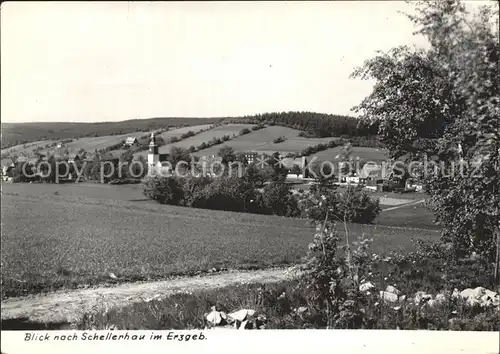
75,236 -> 497,331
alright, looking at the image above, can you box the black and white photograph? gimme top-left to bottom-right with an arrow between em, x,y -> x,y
0,1 -> 499,353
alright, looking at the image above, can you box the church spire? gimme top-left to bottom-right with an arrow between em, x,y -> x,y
149,132 -> 156,146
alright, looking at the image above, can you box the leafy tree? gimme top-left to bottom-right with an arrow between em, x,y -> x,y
169,147 -> 191,169
217,146 -> 236,166
260,182 -> 300,217
290,165 -> 302,177
351,0 -> 499,260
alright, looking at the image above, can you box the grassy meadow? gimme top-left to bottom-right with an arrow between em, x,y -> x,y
0,183 -> 440,298
191,126 -> 305,157
134,124 -> 254,159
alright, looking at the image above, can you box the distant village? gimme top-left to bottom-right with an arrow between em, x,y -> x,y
1,131 -> 424,194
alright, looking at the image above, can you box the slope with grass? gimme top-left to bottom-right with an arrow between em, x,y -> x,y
134,124 -> 255,158
1,118 -> 224,149
1,183 -> 440,299
1,139 -> 58,156
312,146 -> 389,163
191,125 -> 305,157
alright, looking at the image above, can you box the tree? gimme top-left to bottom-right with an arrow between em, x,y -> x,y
261,182 -> 300,217
351,0 -> 499,260
217,146 -> 236,166
169,147 -> 191,169
290,164 -> 302,177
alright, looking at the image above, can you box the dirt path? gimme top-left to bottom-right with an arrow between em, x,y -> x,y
381,199 -> 425,212
1,268 -> 298,325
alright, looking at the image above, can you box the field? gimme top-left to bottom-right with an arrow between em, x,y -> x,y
1,139 -> 58,156
0,183 -> 440,298
1,118 -> 224,149
313,146 -> 389,162
134,124 -> 254,159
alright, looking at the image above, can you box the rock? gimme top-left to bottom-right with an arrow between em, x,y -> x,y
459,288 -> 474,299
435,293 -> 447,304
108,272 -> 117,279
359,282 -> 375,292
206,307 -> 227,326
472,287 -> 486,298
239,320 -> 249,330
385,285 -> 400,295
451,288 -> 460,299
398,295 -> 406,302
380,291 -> 398,303
228,309 -> 256,322
296,306 -> 308,315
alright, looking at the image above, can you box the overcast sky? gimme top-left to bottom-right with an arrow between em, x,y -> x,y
0,1 -> 484,123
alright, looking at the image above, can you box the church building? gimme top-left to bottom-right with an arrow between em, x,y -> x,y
148,132 -> 170,176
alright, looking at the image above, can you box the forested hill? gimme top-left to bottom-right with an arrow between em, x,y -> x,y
223,111 -> 378,137
1,112 -> 378,149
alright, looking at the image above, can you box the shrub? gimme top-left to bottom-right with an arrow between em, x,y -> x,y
142,176 -> 184,205
180,131 -> 195,139
239,128 -> 251,135
299,185 -> 380,224
190,176 -> 257,213
251,124 -> 265,131
260,182 -> 300,217
273,136 -> 286,144
337,186 -> 381,224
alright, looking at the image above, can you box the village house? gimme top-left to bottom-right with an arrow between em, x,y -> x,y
281,157 -> 310,179
242,152 -> 258,164
124,137 -> 139,148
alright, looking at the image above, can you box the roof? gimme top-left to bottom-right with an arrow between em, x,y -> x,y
125,137 -> 138,144
359,163 -> 382,178
280,157 -> 306,169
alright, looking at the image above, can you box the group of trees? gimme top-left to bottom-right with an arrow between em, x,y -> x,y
351,1 -> 499,262
143,144 -> 381,221
223,111 -> 379,138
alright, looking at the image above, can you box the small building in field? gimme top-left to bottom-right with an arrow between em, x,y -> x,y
124,137 -> 139,147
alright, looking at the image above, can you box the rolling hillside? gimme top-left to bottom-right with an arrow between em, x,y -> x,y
190,125 -> 306,157
0,118 -> 224,149
134,124 -> 255,159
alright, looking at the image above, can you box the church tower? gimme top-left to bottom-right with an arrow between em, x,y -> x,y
148,132 -> 159,173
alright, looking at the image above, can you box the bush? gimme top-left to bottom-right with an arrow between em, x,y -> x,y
337,187 -> 381,224
142,176 -> 184,205
273,136 -> 286,144
180,131 -> 195,139
239,128 -> 251,135
299,185 -> 380,224
190,176 -> 257,213
260,182 -> 300,217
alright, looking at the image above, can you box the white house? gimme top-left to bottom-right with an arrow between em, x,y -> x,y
124,137 -> 139,147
